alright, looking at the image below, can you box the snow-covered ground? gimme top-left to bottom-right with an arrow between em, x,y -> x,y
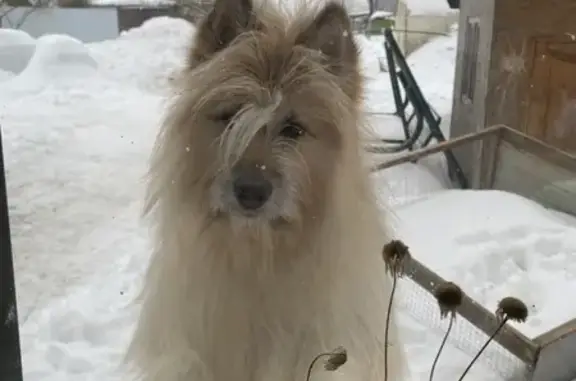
1,14 -> 576,381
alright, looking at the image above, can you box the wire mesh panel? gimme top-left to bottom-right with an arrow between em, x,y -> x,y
395,257 -> 534,377
371,124 -> 576,381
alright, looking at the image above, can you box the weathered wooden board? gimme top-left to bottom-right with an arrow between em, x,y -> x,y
530,319 -> 576,381
404,254 -> 538,364
530,318 -> 576,381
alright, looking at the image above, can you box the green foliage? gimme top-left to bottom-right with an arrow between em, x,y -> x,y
366,17 -> 395,36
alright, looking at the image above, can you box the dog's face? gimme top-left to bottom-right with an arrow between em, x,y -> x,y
160,0 -> 362,231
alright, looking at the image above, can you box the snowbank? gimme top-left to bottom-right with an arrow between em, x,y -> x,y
119,15 -> 191,40
18,34 -> 97,84
0,28 -> 36,74
89,17 -> 194,93
355,34 -> 387,78
407,29 -> 458,115
363,27 -> 457,139
0,68 -> 15,82
373,161 -> 448,208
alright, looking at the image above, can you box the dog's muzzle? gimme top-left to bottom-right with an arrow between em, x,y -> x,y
232,168 -> 273,211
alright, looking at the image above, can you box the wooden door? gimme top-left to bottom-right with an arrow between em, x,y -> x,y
526,38 -> 576,154
525,40 -> 552,141
544,43 -> 576,152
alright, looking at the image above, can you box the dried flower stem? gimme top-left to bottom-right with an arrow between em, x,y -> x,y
456,317 -> 508,381
429,312 -> 455,381
306,352 -> 332,381
430,281 -> 462,380
305,347 -> 347,381
458,296 -> 528,380
382,240 -> 410,381
384,272 -> 398,381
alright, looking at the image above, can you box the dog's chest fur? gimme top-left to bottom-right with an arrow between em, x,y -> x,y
189,241 -> 387,381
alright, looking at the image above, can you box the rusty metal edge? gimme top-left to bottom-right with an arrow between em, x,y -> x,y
370,124 -> 505,172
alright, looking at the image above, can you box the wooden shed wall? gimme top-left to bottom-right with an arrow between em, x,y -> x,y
486,0 -> 576,154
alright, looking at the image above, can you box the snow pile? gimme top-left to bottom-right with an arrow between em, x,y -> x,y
355,34 -> 387,78
373,162 -> 448,209
2,13 -> 576,381
404,0 -> 458,16
11,34 -> 98,91
363,27 -> 457,148
89,16 -> 194,93
0,28 -> 36,74
0,68 -> 15,82
408,28 -> 458,115
19,203 -> 148,381
396,190 -> 576,338
367,27 -> 458,115
370,10 -> 394,20
0,20 -> 178,333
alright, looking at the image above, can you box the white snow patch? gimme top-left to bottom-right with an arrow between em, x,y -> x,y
355,34 -> 387,78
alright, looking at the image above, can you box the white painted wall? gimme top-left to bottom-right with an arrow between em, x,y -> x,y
0,6 -> 119,43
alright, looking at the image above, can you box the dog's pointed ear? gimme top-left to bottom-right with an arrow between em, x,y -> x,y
188,0 -> 257,67
296,2 -> 358,72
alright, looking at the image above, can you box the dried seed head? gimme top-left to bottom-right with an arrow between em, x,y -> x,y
496,297 -> 528,323
434,282 -> 463,318
324,346 -> 347,371
382,240 -> 410,277
459,297 -> 528,381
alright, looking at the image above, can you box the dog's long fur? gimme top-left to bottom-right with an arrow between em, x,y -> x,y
126,1 -> 407,380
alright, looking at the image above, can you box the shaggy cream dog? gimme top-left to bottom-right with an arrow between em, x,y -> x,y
126,1 -> 407,380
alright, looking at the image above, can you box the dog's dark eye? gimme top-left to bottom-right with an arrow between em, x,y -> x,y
279,121 -> 306,140
214,109 -> 238,126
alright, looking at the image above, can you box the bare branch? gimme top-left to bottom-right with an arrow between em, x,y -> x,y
0,0 -> 52,29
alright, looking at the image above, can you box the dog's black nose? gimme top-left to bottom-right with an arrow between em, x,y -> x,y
233,172 -> 273,210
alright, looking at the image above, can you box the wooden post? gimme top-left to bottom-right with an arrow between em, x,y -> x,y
0,125 -> 23,381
